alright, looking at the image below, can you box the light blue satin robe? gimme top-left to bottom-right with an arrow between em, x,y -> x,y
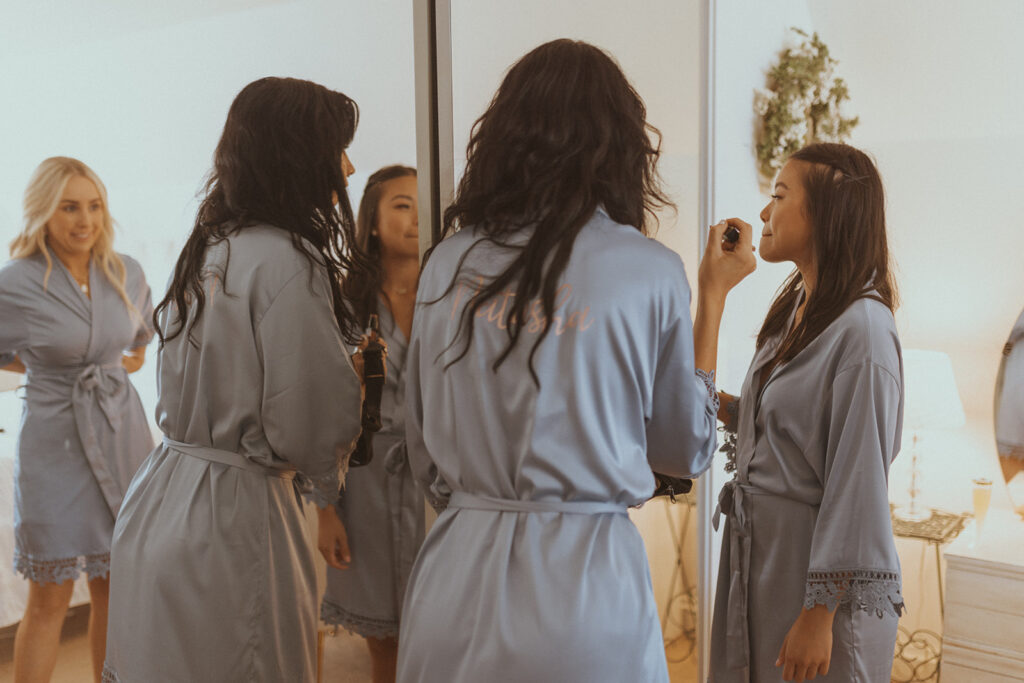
995,307 -> 1024,459
397,209 -> 719,683
710,293 -> 905,683
321,302 -> 425,638
104,226 -> 362,683
0,251 -> 153,584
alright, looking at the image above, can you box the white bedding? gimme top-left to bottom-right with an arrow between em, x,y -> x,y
0,382 -> 90,627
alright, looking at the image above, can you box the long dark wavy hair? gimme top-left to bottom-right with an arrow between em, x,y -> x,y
344,165 -> 417,327
154,77 -> 371,346
437,39 -> 671,382
756,142 -> 899,361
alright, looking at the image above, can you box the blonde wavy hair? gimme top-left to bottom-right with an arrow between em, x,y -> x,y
10,157 -> 135,313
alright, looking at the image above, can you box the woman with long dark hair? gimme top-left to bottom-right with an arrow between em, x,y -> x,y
0,157 -> 153,683
710,143 -> 904,682
321,165 -> 424,683
103,77 -> 370,682
397,40 -> 755,682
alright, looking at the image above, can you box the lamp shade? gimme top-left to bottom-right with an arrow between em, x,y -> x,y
0,369 -> 20,393
902,349 -> 966,431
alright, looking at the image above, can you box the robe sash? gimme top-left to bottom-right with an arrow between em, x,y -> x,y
30,362 -> 130,516
163,436 -> 297,480
449,492 -> 627,515
713,478 -> 754,679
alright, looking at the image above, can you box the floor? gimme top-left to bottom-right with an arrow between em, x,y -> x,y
0,614 -> 698,682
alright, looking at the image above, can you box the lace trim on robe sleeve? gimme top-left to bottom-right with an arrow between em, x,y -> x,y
718,397 -> 739,474
424,475 -> 451,514
696,369 -> 720,414
101,663 -> 122,682
804,568 -> 905,618
297,464 -> 345,510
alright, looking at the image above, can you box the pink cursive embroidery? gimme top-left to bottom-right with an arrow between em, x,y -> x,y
450,278 -> 595,336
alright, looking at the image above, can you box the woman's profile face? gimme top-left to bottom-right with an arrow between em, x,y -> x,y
342,152 -> 355,186
46,175 -> 103,259
375,175 -> 419,260
758,160 -> 814,268
332,152 -> 356,205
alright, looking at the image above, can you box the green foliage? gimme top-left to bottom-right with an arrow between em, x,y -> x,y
754,28 -> 859,182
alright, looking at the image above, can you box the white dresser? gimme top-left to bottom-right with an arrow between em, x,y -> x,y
942,508 -> 1024,681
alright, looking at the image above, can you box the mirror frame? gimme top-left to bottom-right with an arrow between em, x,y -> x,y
696,0 -> 716,679
414,0 -> 454,260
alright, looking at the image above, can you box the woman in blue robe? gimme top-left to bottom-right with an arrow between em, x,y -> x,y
711,143 -> 905,683
103,78 -> 371,683
397,40 -> 755,683
0,156 -> 153,682
995,306 -> 1024,509
323,165 -> 425,683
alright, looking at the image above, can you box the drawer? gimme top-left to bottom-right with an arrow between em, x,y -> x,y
943,602 -> 1024,655
942,637 -> 1024,681
946,560 -> 1024,616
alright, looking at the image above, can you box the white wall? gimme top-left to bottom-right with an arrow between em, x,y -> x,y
809,0 -> 1024,484
449,0 -> 702,266
447,0 -> 704,642
809,0 -> 1024,644
0,0 -> 419,416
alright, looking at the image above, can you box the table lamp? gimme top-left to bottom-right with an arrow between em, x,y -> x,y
896,349 -> 966,522
0,369 -> 21,394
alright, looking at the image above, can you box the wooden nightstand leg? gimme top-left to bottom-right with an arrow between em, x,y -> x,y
317,629 -> 325,683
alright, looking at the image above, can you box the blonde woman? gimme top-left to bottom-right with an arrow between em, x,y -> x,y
0,157 -> 154,683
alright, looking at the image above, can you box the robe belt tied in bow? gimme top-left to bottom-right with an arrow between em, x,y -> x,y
29,362 -> 130,517
713,478 -> 756,679
448,492 -> 627,515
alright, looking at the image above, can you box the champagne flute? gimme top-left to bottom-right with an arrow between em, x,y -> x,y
972,478 -> 992,546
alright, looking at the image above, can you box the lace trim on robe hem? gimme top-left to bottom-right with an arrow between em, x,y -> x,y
719,397 -> 739,473
299,468 -> 342,509
803,569 -> 905,618
101,663 -> 120,682
13,550 -> 110,584
321,599 -> 400,639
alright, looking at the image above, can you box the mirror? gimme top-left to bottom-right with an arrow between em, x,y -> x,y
996,307 -> 1024,518
0,0 -> 418,678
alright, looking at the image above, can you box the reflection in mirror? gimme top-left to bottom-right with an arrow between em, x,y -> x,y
447,2 -> 703,681
0,1 -> 418,680
996,306 -> 1024,517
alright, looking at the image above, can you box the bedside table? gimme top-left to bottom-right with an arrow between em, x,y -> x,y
941,508 -> 1024,681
